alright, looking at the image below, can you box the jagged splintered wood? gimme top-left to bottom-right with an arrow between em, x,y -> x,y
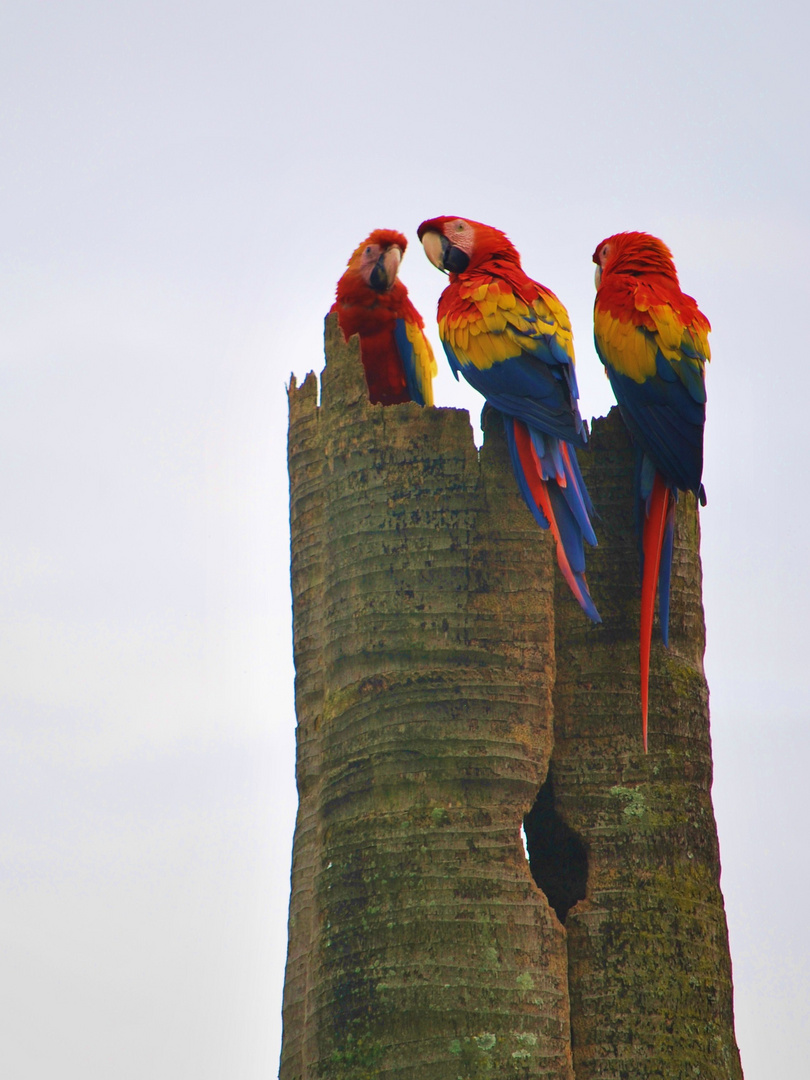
280,315 -> 742,1080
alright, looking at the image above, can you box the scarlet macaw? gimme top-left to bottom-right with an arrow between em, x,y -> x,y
593,231 -> 710,750
331,229 -> 437,406
418,215 -> 600,623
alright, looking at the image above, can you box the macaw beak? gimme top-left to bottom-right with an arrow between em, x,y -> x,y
420,230 -> 470,275
368,245 -> 402,292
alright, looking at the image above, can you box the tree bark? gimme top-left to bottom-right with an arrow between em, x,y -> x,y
551,411 -> 743,1080
280,319 -> 742,1079
281,316 -> 574,1080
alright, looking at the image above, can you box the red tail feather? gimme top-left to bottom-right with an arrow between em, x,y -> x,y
640,472 -> 671,752
514,422 -> 588,611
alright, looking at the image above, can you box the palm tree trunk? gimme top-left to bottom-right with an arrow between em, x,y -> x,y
281,315 -> 573,1079
280,319 -> 742,1079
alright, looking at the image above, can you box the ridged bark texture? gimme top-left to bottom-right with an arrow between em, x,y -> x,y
552,411 -> 743,1080
281,315 -> 574,1080
281,319 -> 742,1080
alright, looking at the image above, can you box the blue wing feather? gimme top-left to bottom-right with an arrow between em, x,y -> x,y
605,364 -> 704,497
448,350 -> 588,445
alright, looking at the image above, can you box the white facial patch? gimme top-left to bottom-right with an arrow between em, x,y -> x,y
446,218 -> 475,256
359,243 -> 382,285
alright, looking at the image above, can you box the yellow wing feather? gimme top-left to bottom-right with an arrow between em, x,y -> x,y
594,308 -> 659,383
404,321 -> 437,406
441,280 -> 575,371
595,300 -> 709,385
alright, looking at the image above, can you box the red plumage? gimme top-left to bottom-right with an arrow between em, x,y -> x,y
331,229 -> 435,406
593,232 -> 708,345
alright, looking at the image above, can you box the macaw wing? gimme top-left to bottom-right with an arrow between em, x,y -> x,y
604,361 -> 705,495
452,351 -> 588,444
594,297 -> 709,405
645,299 -> 709,407
393,317 -> 437,406
441,282 -> 586,443
594,300 -> 707,494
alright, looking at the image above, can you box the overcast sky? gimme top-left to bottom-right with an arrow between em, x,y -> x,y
1,1 -> 808,1076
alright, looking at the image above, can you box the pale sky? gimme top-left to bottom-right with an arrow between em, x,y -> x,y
1,1 -> 808,1076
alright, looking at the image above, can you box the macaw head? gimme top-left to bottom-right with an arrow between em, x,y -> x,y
343,229 -> 408,293
417,216 -> 520,276
593,231 -> 677,289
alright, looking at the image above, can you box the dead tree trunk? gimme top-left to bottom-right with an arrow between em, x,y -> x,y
280,319 -> 742,1080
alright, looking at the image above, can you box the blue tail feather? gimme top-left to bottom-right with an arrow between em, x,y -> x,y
657,495 -> 676,647
564,440 -> 596,520
559,445 -> 598,548
503,415 -> 600,622
545,477 -> 586,573
504,417 -> 550,529
636,448 -> 678,647
527,428 -> 596,548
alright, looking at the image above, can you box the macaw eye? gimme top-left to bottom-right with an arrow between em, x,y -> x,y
455,223 -> 465,232
365,246 -> 372,255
